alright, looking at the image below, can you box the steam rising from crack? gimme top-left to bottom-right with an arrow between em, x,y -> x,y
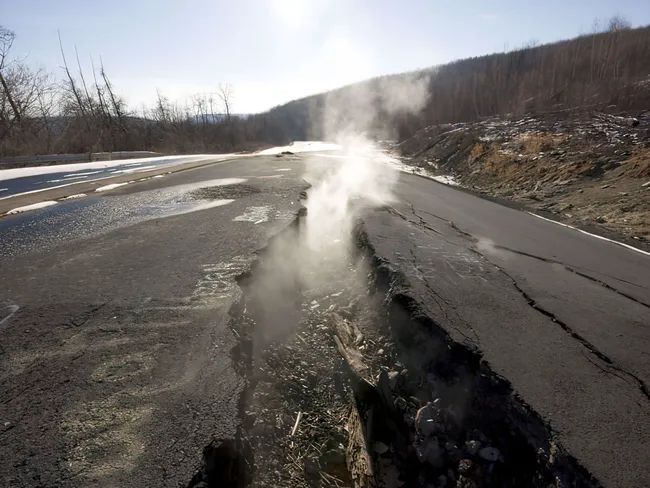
246,75 -> 430,349
303,74 -> 430,257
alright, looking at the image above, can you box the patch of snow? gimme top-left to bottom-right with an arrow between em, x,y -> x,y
95,182 -> 129,192
153,175 -> 165,178
275,168 -> 292,171
425,160 -> 439,169
233,206 -> 272,224
129,165 -> 157,171
0,154 -> 243,182
61,193 -> 86,200
258,141 -> 341,155
432,175 -> 459,186
0,188 -> 7,192
117,165 -> 158,174
6,200 -> 58,214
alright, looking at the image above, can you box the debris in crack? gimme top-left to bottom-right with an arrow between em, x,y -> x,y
187,216 -> 600,487
210,213 -> 365,487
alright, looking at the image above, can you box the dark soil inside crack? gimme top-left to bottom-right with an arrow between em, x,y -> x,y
188,213 -> 597,488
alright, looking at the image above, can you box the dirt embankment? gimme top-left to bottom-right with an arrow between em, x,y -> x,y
397,111 -> 650,243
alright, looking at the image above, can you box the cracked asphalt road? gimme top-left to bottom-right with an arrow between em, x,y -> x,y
0,155 -> 307,487
1,155 -> 648,487
364,172 -> 650,488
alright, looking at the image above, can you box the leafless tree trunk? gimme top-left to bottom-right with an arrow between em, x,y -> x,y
59,31 -> 90,130
0,26 -> 21,123
218,83 -> 233,125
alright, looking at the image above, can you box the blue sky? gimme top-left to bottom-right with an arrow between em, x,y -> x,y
3,0 -> 650,113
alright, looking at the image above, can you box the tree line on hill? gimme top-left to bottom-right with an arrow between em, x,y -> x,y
1,17 -> 648,158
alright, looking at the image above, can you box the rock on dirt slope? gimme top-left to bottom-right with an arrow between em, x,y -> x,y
397,110 -> 650,244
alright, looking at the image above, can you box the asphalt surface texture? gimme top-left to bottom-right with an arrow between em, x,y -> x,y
364,172 -> 650,488
1,153 -> 648,487
0,154 -> 306,487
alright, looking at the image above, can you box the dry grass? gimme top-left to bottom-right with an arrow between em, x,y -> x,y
482,145 -> 518,175
620,147 -> 650,178
469,143 -> 486,161
520,133 -> 565,154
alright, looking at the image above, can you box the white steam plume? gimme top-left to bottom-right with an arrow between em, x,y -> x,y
245,73 -> 431,351
303,73 -> 431,253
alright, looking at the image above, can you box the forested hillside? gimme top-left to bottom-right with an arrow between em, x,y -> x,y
267,19 -> 650,142
1,19 -> 649,157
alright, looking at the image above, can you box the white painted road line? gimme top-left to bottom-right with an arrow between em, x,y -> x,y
526,212 -> 650,257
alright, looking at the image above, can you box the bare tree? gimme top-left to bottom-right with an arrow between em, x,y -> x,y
608,15 -> 632,32
58,31 -> 90,130
0,26 -> 21,123
100,58 -> 125,123
217,83 -> 233,125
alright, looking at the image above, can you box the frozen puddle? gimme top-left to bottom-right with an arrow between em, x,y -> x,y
233,206 -> 272,224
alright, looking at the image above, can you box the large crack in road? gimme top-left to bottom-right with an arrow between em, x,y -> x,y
397,202 -> 650,404
185,200 -> 594,487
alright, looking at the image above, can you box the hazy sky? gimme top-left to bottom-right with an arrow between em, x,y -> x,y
4,0 -> 650,113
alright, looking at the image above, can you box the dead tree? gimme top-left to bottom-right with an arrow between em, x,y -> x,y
0,26 -> 21,123
59,31 -> 91,130
100,58 -> 125,124
217,83 -> 233,125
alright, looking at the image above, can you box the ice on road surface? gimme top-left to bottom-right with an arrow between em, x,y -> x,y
6,201 -> 58,214
0,154 -> 241,182
95,183 -> 129,192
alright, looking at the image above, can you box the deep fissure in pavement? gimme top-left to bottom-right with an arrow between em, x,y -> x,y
187,208 -> 601,487
357,226 -> 601,488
